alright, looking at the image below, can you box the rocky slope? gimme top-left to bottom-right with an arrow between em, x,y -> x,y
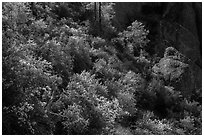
113,2 -> 202,96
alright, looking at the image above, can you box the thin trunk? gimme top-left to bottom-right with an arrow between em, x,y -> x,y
94,2 -> 97,21
99,2 -> 102,34
30,2 -> 37,17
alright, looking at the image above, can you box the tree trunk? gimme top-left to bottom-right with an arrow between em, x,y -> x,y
94,2 -> 97,21
99,2 -> 102,33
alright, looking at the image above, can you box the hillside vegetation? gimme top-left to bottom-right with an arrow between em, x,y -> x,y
2,2 -> 202,135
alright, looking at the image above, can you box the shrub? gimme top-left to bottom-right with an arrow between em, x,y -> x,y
3,100 -> 54,135
91,37 -> 106,49
118,20 -> 150,56
68,36 -> 93,73
49,71 -> 122,134
86,2 -> 117,39
132,111 -> 174,135
105,71 -> 144,117
93,56 -> 124,81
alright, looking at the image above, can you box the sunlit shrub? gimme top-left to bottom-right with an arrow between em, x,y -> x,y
68,36 -> 93,73
119,20 -> 150,55
93,56 -> 124,81
51,71 -> 122,134
105,71 -> 143,116
132,111 -> 174,135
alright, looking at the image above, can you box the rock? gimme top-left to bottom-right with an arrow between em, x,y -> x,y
113,2 -> 202,96
113,2 -> 201,67
152,47 -> 194,97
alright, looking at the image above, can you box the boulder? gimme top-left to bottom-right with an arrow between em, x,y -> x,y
152,47 -> 195,97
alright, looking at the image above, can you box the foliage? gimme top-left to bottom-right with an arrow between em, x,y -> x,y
119,20 -> 150,56
48,71 -> 123,134
86,2 -> 117,39
132,111 -> 173,135
2,2 -> 201,135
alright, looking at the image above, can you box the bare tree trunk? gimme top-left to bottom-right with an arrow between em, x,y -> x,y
30,2 -> 37,17
99,2 -> 102,34
94,2 -> 97,21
